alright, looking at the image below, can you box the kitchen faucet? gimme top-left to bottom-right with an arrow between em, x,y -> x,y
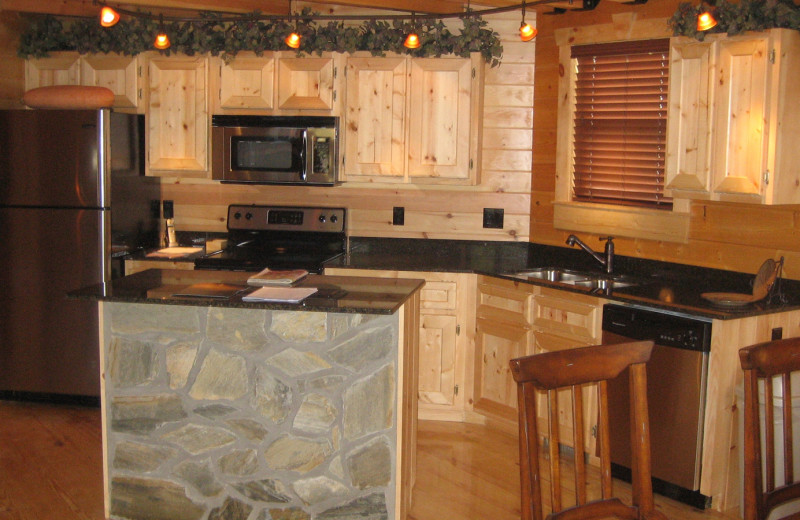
566,234 -> 615,274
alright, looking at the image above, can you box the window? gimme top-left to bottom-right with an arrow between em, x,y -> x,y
571,39 -> 671,209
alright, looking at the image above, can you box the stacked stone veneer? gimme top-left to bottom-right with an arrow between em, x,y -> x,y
103,302 -> 401,520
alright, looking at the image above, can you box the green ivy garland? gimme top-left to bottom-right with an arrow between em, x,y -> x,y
17,9 -> 504,67
670,0 -> 800,40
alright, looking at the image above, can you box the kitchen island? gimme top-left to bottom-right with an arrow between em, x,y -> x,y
71,269 -> 423,520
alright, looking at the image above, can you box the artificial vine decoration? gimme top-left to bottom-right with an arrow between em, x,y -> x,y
670,0 -> 800,40
17,9 -> 504,67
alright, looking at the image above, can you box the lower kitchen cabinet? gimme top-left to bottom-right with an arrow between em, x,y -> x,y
473,275 -> 536,428
124,259 -> 196,275
325,268 -> 476,421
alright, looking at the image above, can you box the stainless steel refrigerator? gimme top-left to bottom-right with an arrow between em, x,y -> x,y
0,109 -> 159,399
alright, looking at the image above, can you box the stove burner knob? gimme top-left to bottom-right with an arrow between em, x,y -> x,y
234,211 -> 242,220
330,215 -> 338,223
319,215 -> 327,223
245,212 -> 253,220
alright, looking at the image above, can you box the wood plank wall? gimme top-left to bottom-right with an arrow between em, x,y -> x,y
0,11 -> 24,108
529,0 -> 800,281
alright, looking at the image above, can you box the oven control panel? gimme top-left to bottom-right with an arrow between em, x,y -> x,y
226,205 -> 346,233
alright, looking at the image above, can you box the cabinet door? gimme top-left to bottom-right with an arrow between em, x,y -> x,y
343,57 -> 407,180
407,57 -> 476,183
146,55 -> 209,176
665,38 -> 714,198
24,52 -> 81,90
418,314 -> 458,406
277,54 -> 337,111
216,52 -> 275,111
81,54 -> 141,110
711,35 -> 770,201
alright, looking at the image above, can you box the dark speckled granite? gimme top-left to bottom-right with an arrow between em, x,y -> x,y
70,269 -> 424,315
325,237 -> 800,320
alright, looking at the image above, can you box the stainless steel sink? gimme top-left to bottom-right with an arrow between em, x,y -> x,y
509,268 -> 639,290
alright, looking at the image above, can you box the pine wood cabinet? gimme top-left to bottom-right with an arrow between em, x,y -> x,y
25,52 -> 142,111
213,52 -> 275,112
324,268 -> 475,421
146,54 -> 209,177
342,53 -> 482,185
473,275 -> 535,426
666,29 -> 800,204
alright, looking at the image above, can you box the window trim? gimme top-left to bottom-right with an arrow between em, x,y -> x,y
553,16 -> 690,244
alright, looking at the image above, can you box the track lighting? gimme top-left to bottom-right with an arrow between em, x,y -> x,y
285,0 -> 301,49
99,6 -> 119,27
519,0 -> 537,41
697,8 -> 717,31
404,13 -> 420,49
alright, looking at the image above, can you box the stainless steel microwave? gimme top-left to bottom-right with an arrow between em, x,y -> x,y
211,115 -> 338,185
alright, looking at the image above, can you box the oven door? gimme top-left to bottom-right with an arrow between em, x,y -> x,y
213,126 -> 306,183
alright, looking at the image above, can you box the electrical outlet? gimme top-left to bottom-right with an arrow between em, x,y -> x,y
393,207 -> 404,226
772,327 -> 783,340
483,208 -> 504,229
162,200 -> 174,219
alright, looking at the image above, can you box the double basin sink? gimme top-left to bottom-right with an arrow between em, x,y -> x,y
508,267 -> 641,291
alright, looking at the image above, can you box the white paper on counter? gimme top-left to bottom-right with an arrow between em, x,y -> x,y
242,286 -> 318,303
146,247 -> 204,259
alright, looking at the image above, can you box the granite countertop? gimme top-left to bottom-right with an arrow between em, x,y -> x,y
70,269 -> 425,315
325,238 -> 800,320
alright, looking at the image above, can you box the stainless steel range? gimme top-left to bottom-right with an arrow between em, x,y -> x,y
195,205 -> 346,273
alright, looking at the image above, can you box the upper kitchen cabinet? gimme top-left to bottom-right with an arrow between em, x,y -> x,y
666,29 -> 800,204
342,53 -> 482,185
211,52 -> 342,115
25,52 -> 142,111
146,54 -> 209,177
212,52 -> 275,113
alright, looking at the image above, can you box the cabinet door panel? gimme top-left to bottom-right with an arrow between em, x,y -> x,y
408,58 -> 473,181
218,54 -> 275,110
25,53 -> 81,90
666,39 -> 714,196
419,314 -> 457,406
147,56 -> 208,174
81,54 -> 140,109
344,57 -> 406,179
278,56 -> 335,110
712,36 -> 769,200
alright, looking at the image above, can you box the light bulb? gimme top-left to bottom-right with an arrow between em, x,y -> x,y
404,33 -> 420,49
285,32 -> 301,49
153,32 -> 170,50
519,22 -> 536,41
99,6 -> 120,28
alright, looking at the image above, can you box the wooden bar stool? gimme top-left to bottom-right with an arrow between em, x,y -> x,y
739,337 -> 800,520
510,340 -> 667,520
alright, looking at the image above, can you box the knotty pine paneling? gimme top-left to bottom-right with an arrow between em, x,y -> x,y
528,0 -> 800,280
0,12 -> 24,109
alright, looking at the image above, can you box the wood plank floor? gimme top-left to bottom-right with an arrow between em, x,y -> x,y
0,400 -> 738,520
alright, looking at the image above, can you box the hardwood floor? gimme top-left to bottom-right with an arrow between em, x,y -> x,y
0,400 -> 738,520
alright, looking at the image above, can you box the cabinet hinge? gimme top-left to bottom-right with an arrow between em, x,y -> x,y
469,158 -> 473,170
138,88 -> 142,100
591,424 -> 598,438
137,65 -> 142,77
333,91 -> 337,102
456,324 -> 461,335
764,170 -> 771,185
334,66 -> 338,79
770,49 -> 776,64
471,67 -> 476,78
454,384 -> 459,396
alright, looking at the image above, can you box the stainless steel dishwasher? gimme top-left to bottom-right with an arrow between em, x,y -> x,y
602,303 -> 712,509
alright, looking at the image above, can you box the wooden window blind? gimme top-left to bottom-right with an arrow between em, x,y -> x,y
571,39 -> 671,208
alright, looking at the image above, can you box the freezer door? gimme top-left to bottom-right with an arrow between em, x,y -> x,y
0,207 -> 103,397
0,109 -> 104,208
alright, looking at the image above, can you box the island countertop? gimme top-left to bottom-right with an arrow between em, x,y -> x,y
70,269 -> 425,315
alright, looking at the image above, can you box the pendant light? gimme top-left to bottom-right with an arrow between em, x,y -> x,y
99,6 -> 120,28
697,7 -> 717,31
519,0 -> 536,41
153,15 -> 170,50
285,0 -> 301,49
404,12 -> 420,49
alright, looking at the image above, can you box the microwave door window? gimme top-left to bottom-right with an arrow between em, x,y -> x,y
234,139 -> 294,171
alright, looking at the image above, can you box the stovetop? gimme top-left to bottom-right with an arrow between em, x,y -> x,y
195,205 -> 346,273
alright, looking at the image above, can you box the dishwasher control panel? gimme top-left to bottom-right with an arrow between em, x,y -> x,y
602,304 -> 711,352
